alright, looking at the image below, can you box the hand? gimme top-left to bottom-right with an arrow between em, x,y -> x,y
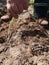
7,0 -> 29,18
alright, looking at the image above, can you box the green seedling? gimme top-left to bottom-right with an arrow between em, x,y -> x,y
8,17 -> 15,35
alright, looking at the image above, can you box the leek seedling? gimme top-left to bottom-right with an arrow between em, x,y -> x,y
8,17 -> 15,35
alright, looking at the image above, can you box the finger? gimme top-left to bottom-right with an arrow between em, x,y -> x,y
11,4 -> 19,14
23,0 -> 29,10
8,6 -> 18,18
16,4 -> 23,13
7,0 -> 11,10
15,0 -> 23,14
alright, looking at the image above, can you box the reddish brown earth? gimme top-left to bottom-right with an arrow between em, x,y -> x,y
0,2 -> 49,65
0,15 -> 49,65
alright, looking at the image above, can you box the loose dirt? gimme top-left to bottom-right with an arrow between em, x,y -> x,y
0,2 -> 49,65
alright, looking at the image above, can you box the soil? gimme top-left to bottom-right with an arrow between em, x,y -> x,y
0,2 -> 49,65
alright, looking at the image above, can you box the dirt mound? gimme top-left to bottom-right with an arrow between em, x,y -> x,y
0,6 -> 49,65
0,14 -> 49,65
8,15 -> 49,44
